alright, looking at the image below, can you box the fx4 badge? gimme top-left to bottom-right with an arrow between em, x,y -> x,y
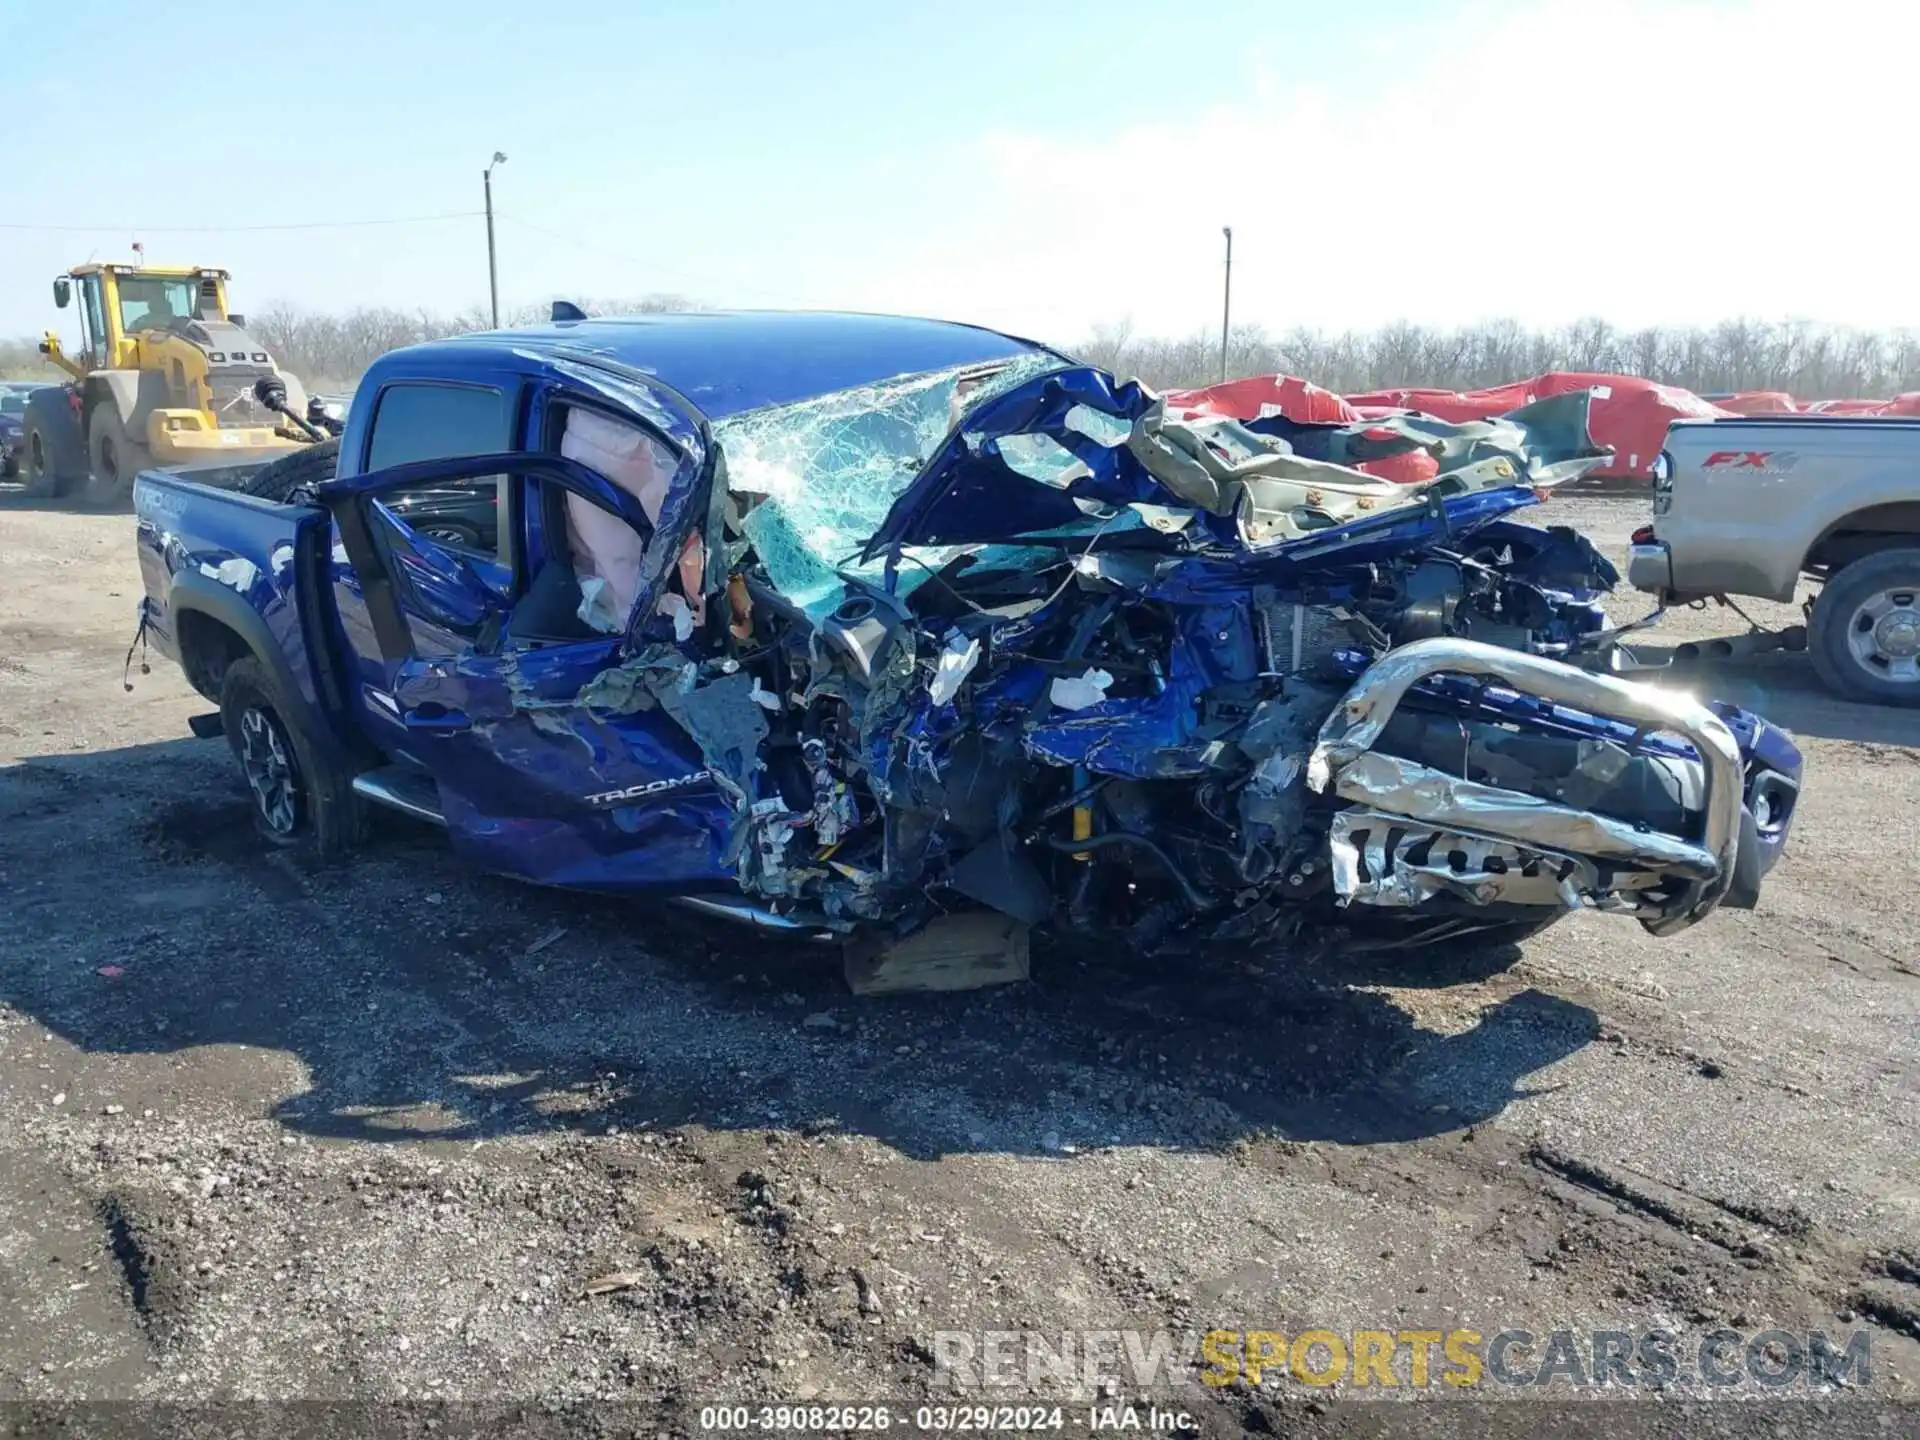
585,770 -> 711,806
1702,450 -> 1801,474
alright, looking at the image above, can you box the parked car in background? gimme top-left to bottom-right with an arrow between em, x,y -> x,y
0,383 -> 61,479
1629,416 -> 1920,705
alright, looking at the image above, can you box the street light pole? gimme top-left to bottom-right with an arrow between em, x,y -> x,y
484,151 -> 508,328
1219,225 -> 1233,384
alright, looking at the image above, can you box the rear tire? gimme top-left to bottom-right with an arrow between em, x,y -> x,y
1808,547 -> 1920,707
83,405 -> 148,507
236,437 -> 340,502
218,656 -> 364,854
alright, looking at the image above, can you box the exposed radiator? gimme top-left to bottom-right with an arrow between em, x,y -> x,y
1257,595 -> 1353,674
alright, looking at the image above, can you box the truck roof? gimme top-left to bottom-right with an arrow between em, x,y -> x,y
425,309 -> 1060,420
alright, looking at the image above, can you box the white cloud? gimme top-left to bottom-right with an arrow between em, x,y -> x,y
848,0 -> 1920,340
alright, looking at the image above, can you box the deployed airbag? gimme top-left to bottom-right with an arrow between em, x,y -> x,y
562,408 -> 706,632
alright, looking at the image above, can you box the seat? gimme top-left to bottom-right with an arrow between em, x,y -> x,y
505,553 -> 600,643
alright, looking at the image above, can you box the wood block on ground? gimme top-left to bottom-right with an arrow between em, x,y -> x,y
843,912 -> 1031,996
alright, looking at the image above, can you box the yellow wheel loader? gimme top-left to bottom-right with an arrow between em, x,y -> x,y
21,264 -> 312,504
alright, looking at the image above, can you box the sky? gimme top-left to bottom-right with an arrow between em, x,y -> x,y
2,0 -> 1914,351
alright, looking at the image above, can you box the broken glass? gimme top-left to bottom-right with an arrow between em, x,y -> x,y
716,352 -> 1065,618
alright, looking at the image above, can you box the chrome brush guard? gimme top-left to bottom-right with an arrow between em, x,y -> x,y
1306,638 -> 1744,936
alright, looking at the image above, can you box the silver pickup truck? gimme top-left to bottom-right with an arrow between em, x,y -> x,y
1628,416 -> 1920,706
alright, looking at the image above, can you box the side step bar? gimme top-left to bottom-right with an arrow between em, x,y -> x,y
350,768 -> 820,937
671,894 -> 825,935
352,769 -> 447,827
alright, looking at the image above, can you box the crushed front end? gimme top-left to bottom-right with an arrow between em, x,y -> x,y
605,359 -> 1802,956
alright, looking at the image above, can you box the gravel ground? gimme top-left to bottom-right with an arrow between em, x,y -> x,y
0,489 -> 1915,1437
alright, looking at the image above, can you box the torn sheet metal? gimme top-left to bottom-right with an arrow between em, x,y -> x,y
1305,636 -> 1744,933
578,650 -> 767,806
1049,667 -> 1114,711
862,367 -> 1611,557
1326,750 -> 1719,880
1326,810 -> 1586,910
928,632 -> 981,707
1345,371 -> 1728,482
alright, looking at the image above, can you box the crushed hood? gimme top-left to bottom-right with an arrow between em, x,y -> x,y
860,366 -> 1611,560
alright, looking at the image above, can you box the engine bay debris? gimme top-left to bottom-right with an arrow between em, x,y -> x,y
579,357 -> 1801,955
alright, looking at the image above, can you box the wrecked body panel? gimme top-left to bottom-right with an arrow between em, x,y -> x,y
864,370 -> 1610,556
135,312 -> 1804,965
604,345 -> 1798,954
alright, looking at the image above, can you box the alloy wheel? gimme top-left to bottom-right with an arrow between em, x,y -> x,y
238,706 -> 302,836
1845,586 -> 1920,685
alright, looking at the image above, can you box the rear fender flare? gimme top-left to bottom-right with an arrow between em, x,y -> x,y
166,570 -> 343,761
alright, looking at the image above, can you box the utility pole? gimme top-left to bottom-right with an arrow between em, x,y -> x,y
484,152 -> 508,328
1219,226 -> 1233,384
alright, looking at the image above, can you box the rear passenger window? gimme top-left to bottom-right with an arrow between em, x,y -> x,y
365,382 -> 511,563
366,383 -> 508,468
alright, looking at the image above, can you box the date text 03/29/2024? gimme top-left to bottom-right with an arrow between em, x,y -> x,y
697,1403 -> 1191,1431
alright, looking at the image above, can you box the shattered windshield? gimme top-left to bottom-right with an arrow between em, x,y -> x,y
715,351 -> 1066,616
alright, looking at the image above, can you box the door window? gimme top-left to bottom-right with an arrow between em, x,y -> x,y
362,382 -> 512,565
79,278 -> 108,368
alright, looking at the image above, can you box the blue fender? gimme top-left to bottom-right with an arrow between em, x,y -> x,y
165,568 -> 350,764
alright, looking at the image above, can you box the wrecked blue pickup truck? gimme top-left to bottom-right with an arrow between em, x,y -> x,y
131,310 -> 1802,961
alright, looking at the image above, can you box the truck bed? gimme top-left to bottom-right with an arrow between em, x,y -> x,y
132,468 -> 341,724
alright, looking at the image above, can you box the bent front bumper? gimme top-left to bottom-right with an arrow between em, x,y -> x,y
1308,638 -> 1750,935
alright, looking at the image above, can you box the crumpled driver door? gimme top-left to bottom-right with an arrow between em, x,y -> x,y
315,451 -> 735,891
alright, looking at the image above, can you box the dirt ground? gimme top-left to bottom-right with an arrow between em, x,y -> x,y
0,489 -> 1915,1437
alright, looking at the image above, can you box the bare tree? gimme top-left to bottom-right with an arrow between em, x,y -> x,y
6,309 -> 1919,400
1078,316 -> 1920,400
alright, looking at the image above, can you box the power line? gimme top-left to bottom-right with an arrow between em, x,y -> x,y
0,211 -> 485,234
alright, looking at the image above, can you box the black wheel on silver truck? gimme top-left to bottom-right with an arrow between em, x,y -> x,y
218,656 -> 364,853
1808,548 -> 1920,707
236,437 -> 340,502
82,405 -> 149,507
